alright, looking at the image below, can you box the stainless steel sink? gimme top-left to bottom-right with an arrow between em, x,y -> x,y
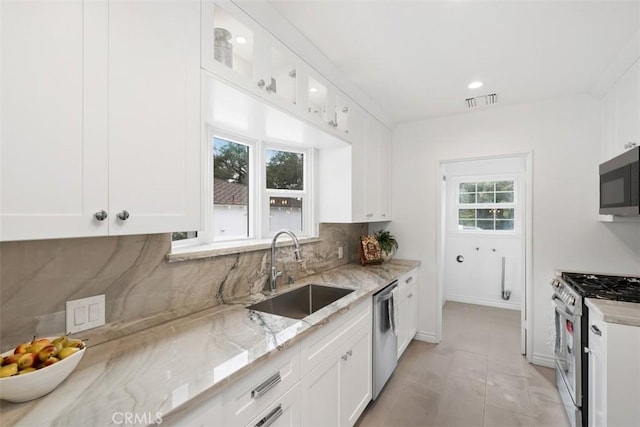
247,284 -> 355,319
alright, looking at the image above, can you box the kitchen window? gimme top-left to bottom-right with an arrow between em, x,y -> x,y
457,180 -> 516,231
172,130 -> 314,249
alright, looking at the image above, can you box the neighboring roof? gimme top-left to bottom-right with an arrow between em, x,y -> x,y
213,179 -> 303,208
214,178 -> 248,205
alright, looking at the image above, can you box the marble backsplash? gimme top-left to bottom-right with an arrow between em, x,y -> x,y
0,223 -> 366,351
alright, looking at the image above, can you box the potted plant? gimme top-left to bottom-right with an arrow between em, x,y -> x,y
375,230 -> 398,261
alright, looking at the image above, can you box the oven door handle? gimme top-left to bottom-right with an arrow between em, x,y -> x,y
554,303 -> 575,322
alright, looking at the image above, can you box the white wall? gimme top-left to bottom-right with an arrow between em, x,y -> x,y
443,157 -> 525,310
391,94 -> 640,363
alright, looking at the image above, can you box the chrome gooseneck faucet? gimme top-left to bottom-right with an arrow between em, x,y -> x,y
269,229 -> 302,293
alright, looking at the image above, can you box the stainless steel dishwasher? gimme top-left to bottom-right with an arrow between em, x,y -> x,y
372,280 -> 398,400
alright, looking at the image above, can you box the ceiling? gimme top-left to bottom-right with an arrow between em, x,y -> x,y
268,0 -> 639,123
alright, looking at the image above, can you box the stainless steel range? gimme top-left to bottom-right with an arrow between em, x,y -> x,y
551,272 -> 640,427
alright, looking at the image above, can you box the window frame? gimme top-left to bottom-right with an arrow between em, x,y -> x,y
262,143 -> 311,237
171,126 -> 315,250
454,175 -> 520,234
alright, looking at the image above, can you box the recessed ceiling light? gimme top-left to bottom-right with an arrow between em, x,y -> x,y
235,36 -> 247,44
468,81 -> 484,89
309,87 -> 318,93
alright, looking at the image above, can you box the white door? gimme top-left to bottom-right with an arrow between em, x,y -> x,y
108,0 -> 201,235
1,0 -> 109,241
440,155 -> 528,356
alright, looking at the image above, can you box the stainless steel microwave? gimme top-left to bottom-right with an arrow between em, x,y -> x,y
600,146 -> 639,216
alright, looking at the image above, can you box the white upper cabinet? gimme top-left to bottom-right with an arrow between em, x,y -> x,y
318,115 -> 392,223
1,0 -> 201,241
602,59 -> 639,160
107,0 -> 201,236
1,1 -> 109,241
201,1 -> 367,145
202,0 -> 301,116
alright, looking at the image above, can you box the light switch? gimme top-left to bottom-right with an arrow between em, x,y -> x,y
74,306 -> 86,326
88,303 -> 99,322
66,294 -> 106,333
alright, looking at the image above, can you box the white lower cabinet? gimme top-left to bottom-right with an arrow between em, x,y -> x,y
165,298 -> 373,427
246,382 -> 301,427
338,321 -> 373,426
300,351 -> 341,427
588,307 -> 640,427
301,307 -> 372,427
397,269 -> 419,358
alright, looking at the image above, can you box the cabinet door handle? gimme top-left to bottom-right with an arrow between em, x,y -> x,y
251,372 -> 281,399
590,324 -> 602,336
341,354 -> 348,361
116,210 -> 130,221
255,404 -> 283,427
405,277 -> 413,284
366,213 -> 373,217
94,210 -> 108,221
347,350 -> 352,357
257,79 -> 265,89
624,142 -> 637,150
407,293 -> 413,299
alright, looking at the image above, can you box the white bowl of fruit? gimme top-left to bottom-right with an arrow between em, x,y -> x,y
0,335 -> 86,402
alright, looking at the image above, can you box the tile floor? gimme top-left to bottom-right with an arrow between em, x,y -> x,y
356,301 -> 571,427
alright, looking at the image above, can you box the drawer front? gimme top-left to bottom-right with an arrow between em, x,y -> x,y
246,382 -> 301,427
398,268 -> 417,291
223,343 -> 301,426
300,299 -> 372,376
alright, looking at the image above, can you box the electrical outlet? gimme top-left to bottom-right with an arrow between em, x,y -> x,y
66,294 -> 105,333
338,246 -> 344,259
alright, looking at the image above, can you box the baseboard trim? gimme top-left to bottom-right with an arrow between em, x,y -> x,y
446,295 -> 520,311
414,331 -> 438,343
531,353 -> 556,368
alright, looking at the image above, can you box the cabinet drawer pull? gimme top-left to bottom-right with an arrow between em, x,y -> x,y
341,354 -> 348,361
407,293 -> 413,299
366,213 -> 373,217
405,276 -> 413,284
347,350 -> 352,357
116,210 -> 130,221
590,324 -> 602,336
251,372 -> 281,399
255,404 -> 283,427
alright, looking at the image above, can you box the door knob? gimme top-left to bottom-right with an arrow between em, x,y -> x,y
116,210 -> 130,221
94,210 -> 108,221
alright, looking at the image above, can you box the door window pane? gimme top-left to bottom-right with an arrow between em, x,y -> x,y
266,149 -> 304,190
213,137 -> 249,240
457,178 -> 517,232
496,192 -> 514,203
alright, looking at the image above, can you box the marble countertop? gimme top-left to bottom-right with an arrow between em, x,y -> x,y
0,260 -> 419,426
586,298 -> 640,327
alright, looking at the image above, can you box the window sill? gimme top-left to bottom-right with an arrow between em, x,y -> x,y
166,236 -> 322,263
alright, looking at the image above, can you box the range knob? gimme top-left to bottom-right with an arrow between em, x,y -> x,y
569,296 -> 576,306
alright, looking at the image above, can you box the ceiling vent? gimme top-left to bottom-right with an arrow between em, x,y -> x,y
465,93 -> 497,108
